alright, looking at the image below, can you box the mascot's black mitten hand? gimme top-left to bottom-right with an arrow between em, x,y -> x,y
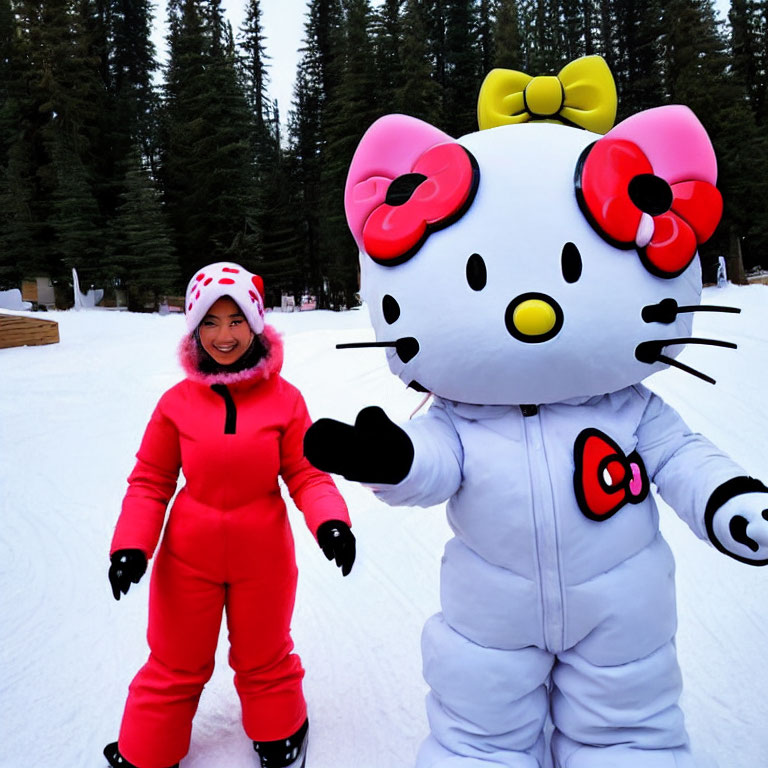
304,406 -> 414,485
316,520 -> 356,576
109,549 -> 147,600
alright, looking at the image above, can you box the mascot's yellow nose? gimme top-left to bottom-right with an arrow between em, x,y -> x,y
505,294 -> 563,343
513,300 -> 557,335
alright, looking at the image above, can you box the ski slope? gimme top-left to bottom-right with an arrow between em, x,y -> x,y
1,284 -> 767,768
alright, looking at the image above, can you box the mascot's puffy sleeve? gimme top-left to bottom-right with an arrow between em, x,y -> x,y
635,386 -> 758,542
371,399 -> 463,508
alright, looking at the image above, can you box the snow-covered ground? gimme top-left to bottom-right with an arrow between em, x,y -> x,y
1,284 -> 767,768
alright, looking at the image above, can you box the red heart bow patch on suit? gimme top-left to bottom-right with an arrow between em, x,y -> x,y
573,428 -> 649,521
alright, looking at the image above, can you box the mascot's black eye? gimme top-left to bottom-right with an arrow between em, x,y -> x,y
382,294 -> 400,324
628,174 -> 673,216
561,242 -> 582,283
466,253 -> 487,291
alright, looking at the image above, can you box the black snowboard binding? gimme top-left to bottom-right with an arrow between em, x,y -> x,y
103,741 -> 179,768
253,718 -> 309,768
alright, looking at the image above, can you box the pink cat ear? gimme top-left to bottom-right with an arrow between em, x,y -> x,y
344,114 -> 459,254
575,104 -> 723,278
604,104 -> 717,185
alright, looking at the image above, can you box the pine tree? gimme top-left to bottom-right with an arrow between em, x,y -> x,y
557,0 -> 586,62
0,0 -> 26,288
302,0 -> 345,109
397,0 -> 442,122
729,0 -> 766,124
582,0 -> 600,55
425,0 -> 447,100
35,0 -> 110,185
235,3 -> 304,303
595,0 -> 616,74
251,114 -> 306,308
442,0 -> 483,136
477,0 -> 494,75
160,0 -> 258,280
0,0 -> 112,292
289,0 -> 345,306
159,0 -> 209,277
108,148 -> 179,310
611,0 -> 665,119
725,0 -> 768,267
288,69 -> 323,303
517,0 -> 560,73
493,0 -> 523,70
49,132 -> 104,286
373,0 -> 404,111
238,0 -> 270,128
109,0 -> 160,164
321,0 -> 380,307
761,1 -> 768,125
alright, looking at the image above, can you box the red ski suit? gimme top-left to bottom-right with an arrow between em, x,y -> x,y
111,326 -> 350,768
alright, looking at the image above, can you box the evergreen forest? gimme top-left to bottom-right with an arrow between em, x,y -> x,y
1,0 -> 766,310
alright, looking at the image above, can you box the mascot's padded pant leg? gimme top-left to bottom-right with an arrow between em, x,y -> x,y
118,548 -> 305,768
550,641 -> 694,768
418,614 -> 695,768
417,613 -> 553,768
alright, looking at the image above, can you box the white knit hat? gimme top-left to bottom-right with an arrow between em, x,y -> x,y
184,262 -> 265,334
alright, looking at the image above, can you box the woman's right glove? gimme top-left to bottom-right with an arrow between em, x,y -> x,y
108,549 -> 147,600
303,406 -> 414,485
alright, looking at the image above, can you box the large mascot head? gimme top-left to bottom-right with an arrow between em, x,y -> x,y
344,56 -> 723,405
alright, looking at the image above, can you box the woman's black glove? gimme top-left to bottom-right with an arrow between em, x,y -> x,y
316,520 -> 356,577
109,549 -> 147,600
304,406 -> 414,485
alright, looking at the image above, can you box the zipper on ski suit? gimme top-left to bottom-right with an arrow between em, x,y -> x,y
211,384 -> 237,434
521,406 -> 566,653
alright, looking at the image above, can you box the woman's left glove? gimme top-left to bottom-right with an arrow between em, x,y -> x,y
108,549 -> 148,600
316,520 -> 356,577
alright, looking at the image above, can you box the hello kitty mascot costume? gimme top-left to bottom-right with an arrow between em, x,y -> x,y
304,56 -> 768,767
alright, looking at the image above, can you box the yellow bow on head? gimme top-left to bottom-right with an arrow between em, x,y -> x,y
477,55 -> 617,135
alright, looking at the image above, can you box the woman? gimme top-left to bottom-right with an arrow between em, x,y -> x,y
104,262 -> 354,768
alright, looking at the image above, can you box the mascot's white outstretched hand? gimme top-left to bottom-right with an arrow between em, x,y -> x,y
708,485 -> 768,564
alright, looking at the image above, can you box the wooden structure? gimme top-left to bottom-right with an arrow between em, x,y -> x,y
0,313 -> 60,349
21,277 -> 56,309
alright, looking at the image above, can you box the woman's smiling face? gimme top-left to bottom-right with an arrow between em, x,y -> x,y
197,296 -> 255,365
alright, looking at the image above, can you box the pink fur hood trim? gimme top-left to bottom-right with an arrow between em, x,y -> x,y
178,323 -> 284,387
